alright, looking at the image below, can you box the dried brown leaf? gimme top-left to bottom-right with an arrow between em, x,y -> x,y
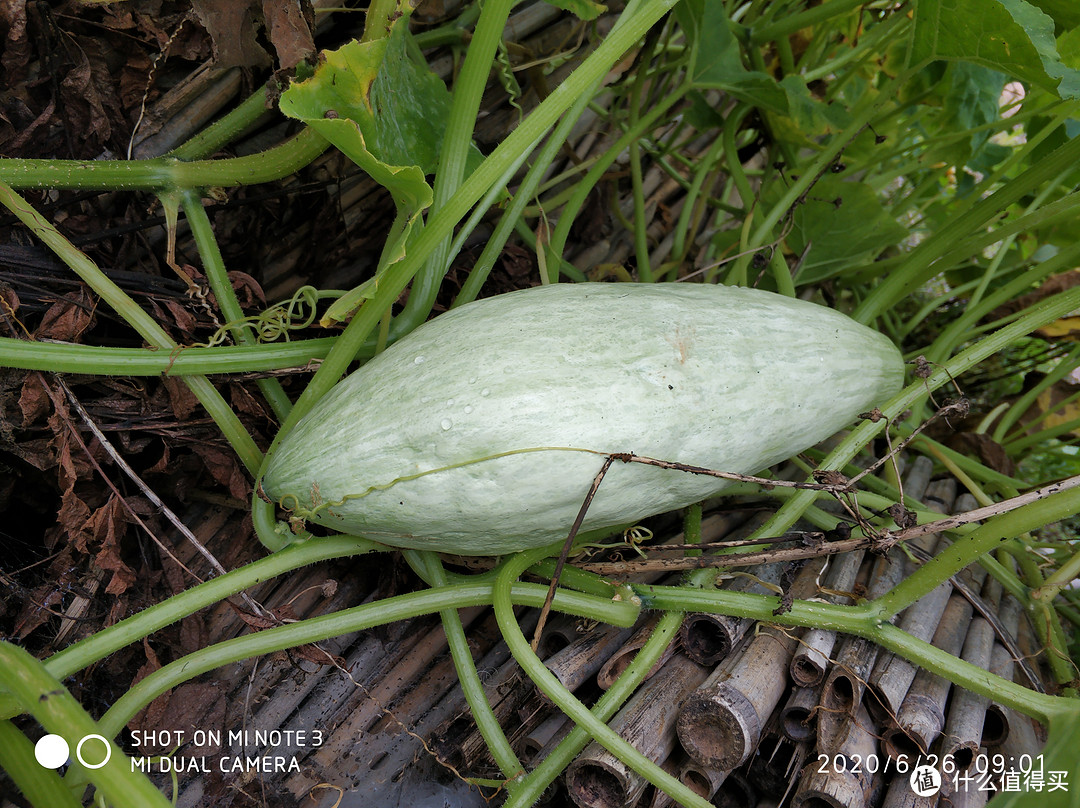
1,0 -> 31,88
18,373 -> 51,426
162,298 -> 199,339
227,270 -> 266,307
190,0 -> 272,69
261,0 -> 314,70
947,432 -> 1017,477
35,287 -> 96,341
192,442 -> 250,500
161,376 -> 200,420
229,382 -> 267,419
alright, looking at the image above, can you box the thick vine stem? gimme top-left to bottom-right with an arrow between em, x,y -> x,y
0,642 -> 173,808
492,548 -> 713,808
639,585 -> 1062,724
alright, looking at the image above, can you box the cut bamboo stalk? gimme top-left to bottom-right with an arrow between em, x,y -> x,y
641,755 -> 688,808
884,593 -> 976,758
711,771 -> 757,808
867,478 -> 958,722
993,711 -> 1045,793
790,550 -> 865,687
939,616 -> 995,768
677,561 -> 822,770
941,577 -> 1002,768
781,684 -> 823,742
747,732 -> 810,800
817,635 -> 879,754
983,593 -> 1025,748
676,757 -> 727,802
793,704 -> 881,808
947,749 -> 990,808
679,515 -> 781,666
565,653 -> 710,808
880,764 -> 942,808
596,614 -> 677,689
545,621 -> 637,696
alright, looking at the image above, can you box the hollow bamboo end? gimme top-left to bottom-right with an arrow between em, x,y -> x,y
677,683 -> 758,771
680,613 -> 738,665
566,757 -> 631,808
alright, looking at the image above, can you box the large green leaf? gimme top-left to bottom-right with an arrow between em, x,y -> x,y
912,0 -> 1080,99
779,176 -> 908,284
279,20 -> 448,323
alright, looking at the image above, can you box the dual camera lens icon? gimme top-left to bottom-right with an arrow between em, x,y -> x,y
34,734 -> 112,770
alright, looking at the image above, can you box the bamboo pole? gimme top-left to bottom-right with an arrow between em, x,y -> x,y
884,592 -> 978,757
793,704 -> 881,808
867,478 -> 959,722
679,514 -> 781,666
676,561 -> 822,770
565,653 -> 710,808
817,635 -> 880,754
545,621 -> 637,696
790,550 -> 865,687
983,592 -> 1026,748
597,614 -> 676,690
940,576 -> 1003,768
781,684 -> 823,742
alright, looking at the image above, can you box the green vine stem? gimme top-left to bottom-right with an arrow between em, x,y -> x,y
256,0 -> 686,469
505,610 -> 686,807
0,642 -> 173,808
639,585 -> 1062,723
180,190 -> 295,422
745,279 -> 1080,552
0,721 -> 82,808
398,0 -> 516,331
0,536 -> 380,721
167,86 -> 273,161
492,547 -> 712,808
0,179 -> 263,474
854,132 -> 1080,325
420,552 -> 524,779
93,580 -> 638,742
0,128 -> 329,191
0,336 -> 339,376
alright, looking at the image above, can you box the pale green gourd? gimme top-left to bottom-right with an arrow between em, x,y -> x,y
260,283 -> 904,555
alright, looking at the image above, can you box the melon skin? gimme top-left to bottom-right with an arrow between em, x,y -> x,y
260,283 -> 904,555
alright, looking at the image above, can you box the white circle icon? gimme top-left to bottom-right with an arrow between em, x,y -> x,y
910,765 -> 942,797
34,734 -> 70,769
75,734 -> 112,769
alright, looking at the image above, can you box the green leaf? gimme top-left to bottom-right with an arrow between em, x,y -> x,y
940,62 -> 1008,167
541,0 -> 606,21
780,176 -> 909,284
911,0 -> 1080,99
675,0 -> 789,113
1028,0 -> 1080,32
280,21 -> 452,323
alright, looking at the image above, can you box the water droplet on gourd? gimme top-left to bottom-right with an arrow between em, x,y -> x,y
481,388 -> 490,397
446,398 -> 455,407
463,405 -> 473,414
414,355 -> 425,365
441,419 -> 453,431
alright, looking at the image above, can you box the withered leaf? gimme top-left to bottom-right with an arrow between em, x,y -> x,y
161,376 -> 200,420
35,287 -> 96,342
192,443 -> 250,500
18,373 -> 51,427
190,0 -> 272,70
261,0 -> 315,71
